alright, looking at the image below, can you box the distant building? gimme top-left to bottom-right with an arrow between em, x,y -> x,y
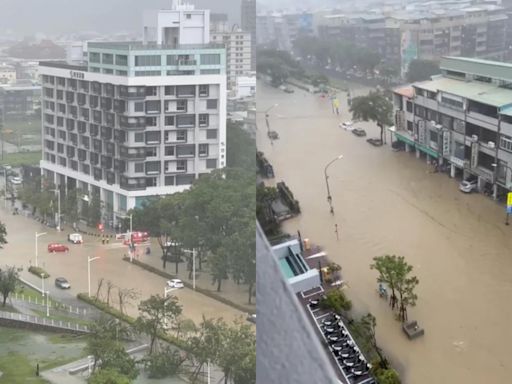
210,13 -> 229,33
211,29 -> 252,90
0,64 -> 16,84
256,12 -> 315,52
0,82 -> 41,117
391,56 -> 512,198
235,75 -> 256,98
39,1 -> 227,226
241,0 -> 256,70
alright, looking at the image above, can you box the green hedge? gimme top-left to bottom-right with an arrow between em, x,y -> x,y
76,293 -> 190,351
28,266 -> 49,279
121,257 -> 254,314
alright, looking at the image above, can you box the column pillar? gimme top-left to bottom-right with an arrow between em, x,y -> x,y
405,143 -> 411,153
450,164 -> 456,178
493,184 -> 498,200
426,154 -> 431,165
416,149 -> 420,159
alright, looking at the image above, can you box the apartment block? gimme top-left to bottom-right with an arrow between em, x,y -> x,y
39,3 -> 227,227
392,56 -> 512,198
211,29 -> 252,90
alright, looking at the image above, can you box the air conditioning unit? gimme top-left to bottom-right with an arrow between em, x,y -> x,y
488,141 -> 495,148
472,135 -> 479,142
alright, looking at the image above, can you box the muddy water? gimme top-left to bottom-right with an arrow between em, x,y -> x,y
257,82 -> 512,383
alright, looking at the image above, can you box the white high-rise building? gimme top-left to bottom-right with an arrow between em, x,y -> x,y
39,2 -> 227,228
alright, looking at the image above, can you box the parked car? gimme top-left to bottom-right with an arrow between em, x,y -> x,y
166,279 -> 184,289
48,243 -> 69,253
8,176 -> 22,185
459,177 -> 478,193
55,277 -> 71,289
352,128 -> 367,137
246,314 -> 256,324
340,121 -> 354,130
68,233 -> 83,244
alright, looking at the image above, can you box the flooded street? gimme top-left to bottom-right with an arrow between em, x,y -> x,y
257,82 -> 512,383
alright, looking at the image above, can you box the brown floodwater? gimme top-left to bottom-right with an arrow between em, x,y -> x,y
257,82 -> 512,383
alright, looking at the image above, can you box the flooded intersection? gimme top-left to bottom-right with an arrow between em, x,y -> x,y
257,82 -> 512,384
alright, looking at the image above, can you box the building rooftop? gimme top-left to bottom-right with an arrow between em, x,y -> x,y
39,61 -> 87,71
415,77 -> 512,108
87,41 -> 224,51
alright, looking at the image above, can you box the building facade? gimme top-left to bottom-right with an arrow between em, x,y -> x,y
211,29 -> 252,90
0,83 -> 41,117
0,64 -> 16,84
39,5 -> 227,227
392,56 -> 512,198
241,0 -> 256,70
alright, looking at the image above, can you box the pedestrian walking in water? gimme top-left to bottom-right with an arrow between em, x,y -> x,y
334,224 -> 339,240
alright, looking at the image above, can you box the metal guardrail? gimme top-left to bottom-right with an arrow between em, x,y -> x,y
0,310 -> 89,333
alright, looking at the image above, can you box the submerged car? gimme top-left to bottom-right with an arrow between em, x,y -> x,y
68,233 -> 83,244
340,121 -> 354,130
352,128 -> 367,137
459,177 -> 478,193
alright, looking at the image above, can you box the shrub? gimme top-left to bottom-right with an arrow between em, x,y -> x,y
143,346 -> 186,379
28,266 -> 49,279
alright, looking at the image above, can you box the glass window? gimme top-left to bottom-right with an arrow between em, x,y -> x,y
198,144 -> 208,157
165,146 -> 175,156
200,69 -> 221,75
199,114 -> 209,127
134,102 -> 144,112
200,54 -> 221,65
206,99 -> 218,109
145,147 -> 157,157
176,160 -> 187,171
177,130 -> 187,141
176,174 -> 195,185
134,133 -> 144,142
146,117 -> 157,127
206,159 -> 217,169
199,85 -> 209,97
135,55 -> 161,66
115,54 -> 128,66
165,86 -> 175,96
165,176 -> 175,186
102,53 -> 114,64
206,129 -> 217,139
165,116 -> 175,126
135,163 -> 144,173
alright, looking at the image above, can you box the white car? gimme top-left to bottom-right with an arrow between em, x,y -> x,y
68,233 -> 83,244
340,121 -> 354,130
459,178 -> 478,193
166,279 -> 184,289
9,176 -> 22,185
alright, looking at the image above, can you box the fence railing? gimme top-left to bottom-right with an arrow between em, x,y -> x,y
0,310 -> 89,333
11,292 -> 89,317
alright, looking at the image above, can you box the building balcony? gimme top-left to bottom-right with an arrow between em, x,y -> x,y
119,146 -> 146,160
119,116 -> 146,130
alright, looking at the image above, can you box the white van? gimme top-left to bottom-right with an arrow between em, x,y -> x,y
68,233 -> 83,244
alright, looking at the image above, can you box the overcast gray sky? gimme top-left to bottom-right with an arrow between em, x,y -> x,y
0,0 -> 242,37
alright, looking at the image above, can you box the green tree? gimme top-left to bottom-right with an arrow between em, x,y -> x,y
63,188 -> 79,224
374,368 -> 401,384
216,318 -> 256,384
320,288 -> 352,318
256,184 -> 279,236
0,266 -> 18,306
187,317 -> 223,381
233,349 -> 256,384
88,191 -> 102,227
88,368 -> 132,384
360,313 -> 388,369
406,59 -> 440,83
0,221 -> 7,248
135,294 -> 182,354
350,91 -> 393,143
371,255 -> 419,321
143,346 -> 186,379
226,120 -> 256,172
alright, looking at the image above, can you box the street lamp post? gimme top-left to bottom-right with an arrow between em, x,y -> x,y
183,249 -> 196,290
35,232 -> 47,268
492,163 -> 512,225
87,256 -> 100,297
264,104 -> 278,144
324,155 -> 344,214
46,290 -> 50,317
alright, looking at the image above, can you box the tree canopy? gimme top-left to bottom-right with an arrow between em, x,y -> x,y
226,120 -> 256,172
350,91 -> 393,143
406,59 -> 440,83
0,221 -> 6,248
0,266 -> 18,307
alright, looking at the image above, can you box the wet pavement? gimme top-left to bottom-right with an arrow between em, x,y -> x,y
257,82 -> 512,383
0,203 -> 244,326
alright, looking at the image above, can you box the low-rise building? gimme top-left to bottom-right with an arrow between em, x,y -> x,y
0,64 -> 16,84
0,82 -> 41,117
391,56 -> 512,198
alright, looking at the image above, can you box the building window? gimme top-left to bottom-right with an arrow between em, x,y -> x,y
206,129 -> 217,139
146,100 -> 161,114
145,87 -> 157,96
134,102 -> 144,112
165,176 -> 175,185
186,13 -> 191,19
200,69 -> 221,75
146,177 -> 157,187
165,146 -> 175,156
115,54 -> 128,66
206,99 -> 218,109
134,132 -> 144,142
199,114 -> 209,127
135,70 -> 161,76
206,159 -> 217,169
177,85 -> 195,97
177,160 -> 187,171
165,116 -> 175,126
176,174 -> 195,185
200,54 -> 221,65
177,130 -> 187,141
146,117 -> 157,127
135,55 -> 161,66
145,147 -> 157,157
500,135 -> 512,152
89,52 -> 100,63
146,131 -> 161,144
135,163 -> 144,173
176,115 -> 195,128
199,85 -> 209,97
167,55 -> 178,65
177,100 -> 187,112
198,144 -> 208,157
102,53 -> 114,64
165,86 -> 175,96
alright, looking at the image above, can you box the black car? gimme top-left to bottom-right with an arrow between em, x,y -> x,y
352,128 -> 367,137
55,277 -> 71,289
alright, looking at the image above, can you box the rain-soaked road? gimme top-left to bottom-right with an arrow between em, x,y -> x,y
257,81 -> 512,383
0,202 -> 243,325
